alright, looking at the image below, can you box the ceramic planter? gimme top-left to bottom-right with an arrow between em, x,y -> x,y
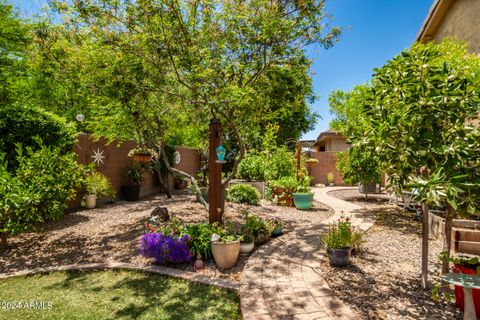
358,183 -> 377,194
271,225 -> 283,237
240,242 -> 254,255
85,195 -> 97,209
293,193 -> 314,210
121,184 -> 141,202
211,240 -> 240,269
133,153 -> 152,163
327,247 -> 352,267
452,264 -> 480,317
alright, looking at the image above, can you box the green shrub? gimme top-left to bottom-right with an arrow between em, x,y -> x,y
264,147 -> 296,181
0,105 -> 77,171
241,210 -> 273,245
236,153 -> 266,181
268,176 -> 298,193
226,184 -> 260,205
181,223 -> 219,260
0,147 -> 83,241
84,170 -> 115,199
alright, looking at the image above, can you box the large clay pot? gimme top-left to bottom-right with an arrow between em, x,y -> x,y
327,247 -> 352,267
358,183 -> 377,194
133,153 -> 152,163
85,195 -> 97,209
211,240 -> 240,269
293,193 -> 314,210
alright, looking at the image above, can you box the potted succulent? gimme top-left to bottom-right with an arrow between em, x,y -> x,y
323,217 -> 353,267
83,170 -> 115,209
270,216 -> 283,237
292,177 -> 314,210
242,210 -> 273,245
121,161 -> 145,201
211,223 -> 241,269
128,146 -> 158,164
327,172 -> 335,186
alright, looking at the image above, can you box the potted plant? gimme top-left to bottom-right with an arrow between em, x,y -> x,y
128,146 -> 158,164
323,217 -> 353,267
210,223 -> 241,269
293,177 -> 314,210
449,256 -> 480,317
239,227 -> 254,255
241,210 -> 273,245
270,216 -> 283,237
83,170 -> 115,209
327,172 -> 335,186
121,161 -> 145,201
269,176 -> 298,207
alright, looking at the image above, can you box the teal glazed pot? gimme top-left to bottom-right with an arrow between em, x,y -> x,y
292,193 -> 314,210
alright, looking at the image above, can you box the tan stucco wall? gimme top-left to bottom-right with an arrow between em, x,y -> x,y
433,0 -> 480,54
326,138 -> 349,152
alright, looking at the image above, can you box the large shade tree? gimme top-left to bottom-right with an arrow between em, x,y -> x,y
44,0 -> 341,220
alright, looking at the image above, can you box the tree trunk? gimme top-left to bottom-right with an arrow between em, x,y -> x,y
157,171 -> 172,198
0,233 -> 7,251
442,206 -> 455,275
421,202 -> 429,289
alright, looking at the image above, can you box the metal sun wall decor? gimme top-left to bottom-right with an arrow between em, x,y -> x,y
86,142 -> 109,171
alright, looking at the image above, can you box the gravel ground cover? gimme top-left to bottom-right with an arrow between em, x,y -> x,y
0,191 -> 332,282
322,189 -> 461,319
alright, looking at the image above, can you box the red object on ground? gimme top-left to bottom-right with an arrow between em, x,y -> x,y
452,264 -> 480,317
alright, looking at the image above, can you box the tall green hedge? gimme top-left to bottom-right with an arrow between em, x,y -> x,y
0,105 -> 77,171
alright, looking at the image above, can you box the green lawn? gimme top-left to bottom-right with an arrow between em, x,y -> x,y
0,270 -> 240,320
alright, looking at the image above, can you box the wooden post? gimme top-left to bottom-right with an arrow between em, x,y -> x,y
295,141 -> 301,181
208,118 -> 223,224
421,167 -> 429,289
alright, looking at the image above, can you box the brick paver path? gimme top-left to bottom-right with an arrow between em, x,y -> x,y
240,187 -> 374,320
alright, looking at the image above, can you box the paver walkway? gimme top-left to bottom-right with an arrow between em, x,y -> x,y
240,187 -> 375,320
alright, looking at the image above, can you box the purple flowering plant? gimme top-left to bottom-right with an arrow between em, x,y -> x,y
139,232 -> 192,264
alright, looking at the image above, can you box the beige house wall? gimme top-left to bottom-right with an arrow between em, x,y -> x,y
432,0 -> 480,54
325,138 -> 349,152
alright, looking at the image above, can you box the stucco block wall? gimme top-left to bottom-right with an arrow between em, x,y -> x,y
71,134 -> 200,208
433,0 -> 480,54
308,151 -> 347,186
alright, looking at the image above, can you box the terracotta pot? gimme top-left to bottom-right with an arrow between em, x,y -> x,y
85,195 -> 97,209
327,247 -> 351,267
133,153 -> 152,163
211,240 -> 240,269
240,242 -> 254,255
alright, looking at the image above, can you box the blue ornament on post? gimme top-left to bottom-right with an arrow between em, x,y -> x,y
215,144 -> 227,164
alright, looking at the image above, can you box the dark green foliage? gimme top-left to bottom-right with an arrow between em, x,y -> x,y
226,184 -> 260,205
0,105 -> 77,171
236,153 -> 266,181
0,147 -> 84,237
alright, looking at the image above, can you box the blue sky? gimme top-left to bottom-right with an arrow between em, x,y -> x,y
304,0 -> 433,140
12,0 -> 434,140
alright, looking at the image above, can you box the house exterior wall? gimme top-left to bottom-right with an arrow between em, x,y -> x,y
326,138 -> 349,152
432,0 -> 480,54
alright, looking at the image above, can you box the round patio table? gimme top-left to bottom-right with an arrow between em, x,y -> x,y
443,273 -> 480,320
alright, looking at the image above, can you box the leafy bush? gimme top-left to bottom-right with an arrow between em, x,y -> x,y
242,210 -> 273,245
236,153 -> 266,181
0,147 -> 83,240
0,105 -> 77,171
268,176 -> 298,193
264,147 -> 296,181
323,218 -> 352,249
226,184 -> 260,205
84,170 -> 115,198
182,223 -> 219,260
139,232 -> 192,264
336,148 -> 380,185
